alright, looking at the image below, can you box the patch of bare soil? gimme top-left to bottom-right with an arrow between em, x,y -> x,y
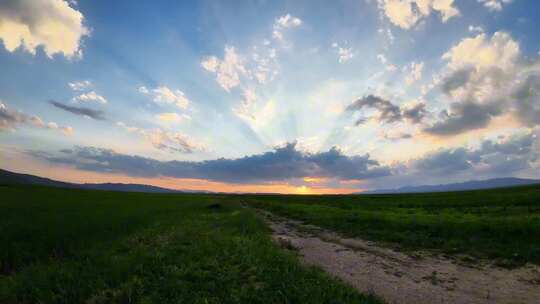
257,210 -> 540,304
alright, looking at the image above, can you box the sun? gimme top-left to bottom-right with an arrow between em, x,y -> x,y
296,185 -> 310,194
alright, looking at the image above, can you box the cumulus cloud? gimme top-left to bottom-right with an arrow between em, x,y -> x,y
425,31 -> 540,136
29,142 -> 390,183
478,0 -> 513,11
116,122 -> 205,154
50,100 -> 105,120
72,91 -> 108,104
0,0 -> 89,58
272,14 -> 302,41
0,101 -> 72,135
139,86 -> 190,109
442,32 -> 519,71
377,0 -> 460,29
410,130 -> 539,175
346,95 -> 427,125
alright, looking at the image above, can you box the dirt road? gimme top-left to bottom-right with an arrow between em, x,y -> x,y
258,210 -> 540,304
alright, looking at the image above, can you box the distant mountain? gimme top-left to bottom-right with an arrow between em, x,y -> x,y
0,168 -> 184,193
362,177 -> 540,194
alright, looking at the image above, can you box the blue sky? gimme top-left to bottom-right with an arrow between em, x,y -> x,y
1,0 -> 539,193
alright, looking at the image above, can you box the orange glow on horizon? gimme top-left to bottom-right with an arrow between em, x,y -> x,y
0,150 -> 361,194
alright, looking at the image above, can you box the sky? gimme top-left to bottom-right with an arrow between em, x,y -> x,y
1,0 -> 539,194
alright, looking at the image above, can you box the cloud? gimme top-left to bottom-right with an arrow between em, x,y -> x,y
440,67 -> 474,95
155,112 -> 190,123
72,91 -> 108,104
512,74 -> 540,127
139,86 -> 190,109
478,0 -> 513,11
424,100 -> 502,136
381,130 -> 413,141
410,130 -> 539,175
377,54 -> 397,71
346,95 -> 427,125
404,61 -> 424,85
0,0 -> 89,58
0,101 -> 72,135
377,0 -> 460,29
233,88 -> 259,121
468,25 -> 484,33
29,142 -> 390,183
201,46 -> 247,92
272,14 -> 302,41
332,43 -> 354,63
347,95 -> 402,124
402,102 -> 428,123
442,32 -> 519,71
116,122 -> 205,154
68,80 -> 92,91
425,31 -> 540,136
50,100 -> 105,120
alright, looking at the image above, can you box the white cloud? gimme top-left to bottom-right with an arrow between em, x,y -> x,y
442,32 -> 519,71
272,14 -> 302,41
201,46 -> 247,91
468,25 -> 484,33
405,61 -> 425,85
377,0 -> 460,29
68,80 -> 92,91
72,91 -> 107,104
116,122 -> 205,154
332,43 -> 354,63
424,31 -> 540,136
478,0 -> 513,11
139,86 -> 190,109
0,0 -> 89,58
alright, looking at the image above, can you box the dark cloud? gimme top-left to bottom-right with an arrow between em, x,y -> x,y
49,100 -> 105,120
29,142 -> 391,184
347,95 -> 402,124
440,68 -> 474,95
383,132 -> 413,141
423,100 -> 502,136
513,74 -> 540,127
347,95 -> 427,125
411,131 -> 539,175
402,103 -> 427,124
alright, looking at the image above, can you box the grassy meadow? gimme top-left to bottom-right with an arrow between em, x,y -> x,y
1,184 -> 539,303
0,185 -> 379,304
246,184 -> 540,266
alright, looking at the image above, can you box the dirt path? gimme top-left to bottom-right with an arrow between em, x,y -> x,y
257,210 -> 540,304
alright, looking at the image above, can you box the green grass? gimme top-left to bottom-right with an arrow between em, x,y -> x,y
244,185 -> 540,266
0,185 -> 380,304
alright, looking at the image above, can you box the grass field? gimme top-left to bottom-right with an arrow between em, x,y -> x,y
245,184 -> 540,266
2,184 -> 539,303
0,185 -> 379,304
